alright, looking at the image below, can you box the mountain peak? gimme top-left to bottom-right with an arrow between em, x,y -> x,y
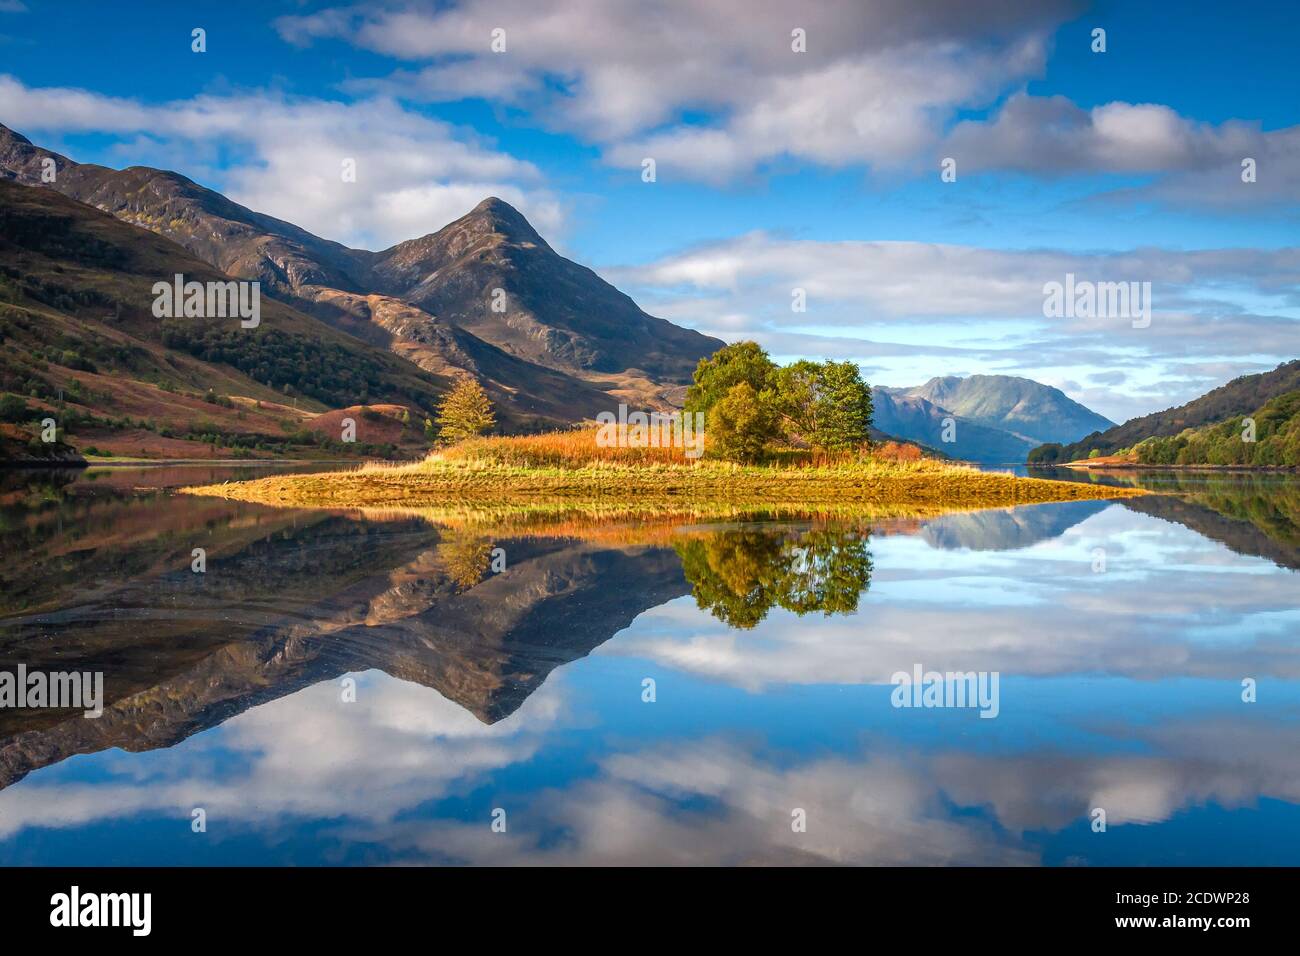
881,373 -> 1115,454
461,195 -> 546,246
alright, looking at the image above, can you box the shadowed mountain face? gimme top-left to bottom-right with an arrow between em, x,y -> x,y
0,179 -> 454,454
0,126 -> 369,296
0,125 -> 723,427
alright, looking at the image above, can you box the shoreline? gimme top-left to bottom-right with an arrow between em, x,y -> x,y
1056,460 -> 1299,473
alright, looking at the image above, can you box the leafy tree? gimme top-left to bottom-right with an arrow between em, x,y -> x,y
437,377 -> 495,444
774,360 -> 873,452
707,381 -> 779,463
0,392 -> 28,423
685,341 -> 778,416
1134,390 -> 1300,467
772,360 -> 822,439
1027,443 -> 1063,464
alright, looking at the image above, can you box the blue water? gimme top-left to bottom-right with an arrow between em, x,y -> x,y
0,465 -> 1296,865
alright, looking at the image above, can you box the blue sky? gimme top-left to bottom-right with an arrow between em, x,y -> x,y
1,0 -> 1297,422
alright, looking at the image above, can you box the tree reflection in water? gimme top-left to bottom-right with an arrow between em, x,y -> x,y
675,525 -> 873,628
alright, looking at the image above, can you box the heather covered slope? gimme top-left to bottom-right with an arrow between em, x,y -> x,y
1031,361 -> 1300,463
0,178 -> 451,458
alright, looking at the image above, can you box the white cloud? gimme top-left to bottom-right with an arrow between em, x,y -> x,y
276,0 -> 1300,201
946,92 -> 1300,206
0,75 -> 562,249
277,0 -> 1071,180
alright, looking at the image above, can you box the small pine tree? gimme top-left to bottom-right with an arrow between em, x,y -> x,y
436,377 -> 495,444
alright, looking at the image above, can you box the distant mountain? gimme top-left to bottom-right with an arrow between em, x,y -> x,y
872,374 -> 1111,463
883,375 -> 1114,445
870,390 -> 1038,463
1031,361 -> 1300,463
0,124 -> 723,429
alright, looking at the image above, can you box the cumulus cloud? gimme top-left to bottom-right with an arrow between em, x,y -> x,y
0,671 -> 567,840
277,0 -> 1073,180
275,0 -> 1300,202
0,74 -> 562,249
946,92 -> 1300,207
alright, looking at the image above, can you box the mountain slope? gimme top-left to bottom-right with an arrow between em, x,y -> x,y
1031,361 -> 1300,463
1133,389 -> 1300,466
0,125 -> 369,295
883,375 -> 1114,446
0,124 -> 724,424
0,178 -> 452,457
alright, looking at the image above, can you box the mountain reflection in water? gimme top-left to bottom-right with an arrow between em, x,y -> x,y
0,464 -> 1297,865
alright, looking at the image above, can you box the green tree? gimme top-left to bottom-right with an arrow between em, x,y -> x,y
685,341 -> 778,416
707,381 -> 779,463
811,361 -> 873,451
773,360 -> 873,452
0,393 -> 28,423
772,359 -> 822,439
436,377 -> 496,444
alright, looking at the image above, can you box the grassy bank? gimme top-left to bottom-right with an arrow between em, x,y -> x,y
182,429 -> 1147,512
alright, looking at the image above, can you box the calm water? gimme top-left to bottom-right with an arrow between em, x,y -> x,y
1,464 -> 1297,865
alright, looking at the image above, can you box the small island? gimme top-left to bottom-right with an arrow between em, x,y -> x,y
184,344 -> 1146,515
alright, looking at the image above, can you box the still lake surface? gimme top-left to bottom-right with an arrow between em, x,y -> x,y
1,463 -> 1297,865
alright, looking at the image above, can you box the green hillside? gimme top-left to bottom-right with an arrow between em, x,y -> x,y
1134,390 -> 1300,467
1030,360 -> 1300,463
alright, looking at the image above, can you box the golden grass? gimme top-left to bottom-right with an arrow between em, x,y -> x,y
427,427 -> 924,468
181,428 -> 1149,515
